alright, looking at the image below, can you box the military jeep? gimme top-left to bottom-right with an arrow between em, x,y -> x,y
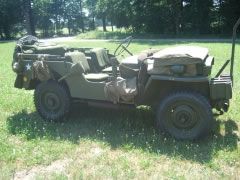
12,19 -> 239,140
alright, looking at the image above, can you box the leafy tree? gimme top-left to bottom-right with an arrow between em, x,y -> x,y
23,0 -> 36,35
182,0 -> 213,34
0,0 -> 22,39
33,0 -> 53,37
221,0 -> 240,33
0,0 -> 239,39
86,0 -> 97,30
64,0 -> 85,34
95,0 -> 111,31
49,0 -> 65,34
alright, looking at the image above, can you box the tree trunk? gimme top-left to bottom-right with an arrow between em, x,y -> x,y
218,0 -> 223,34
111,20 -> 114,32
92,16 -> 95,30
55,16 -> 59,35
3,25 -> 11,39
67,19 -> 71,35
23,0 -> 36,36
102,16 -> 107,32
0,28 -> 3,39
80,0 -> 85,33
174,0 -> 183,35
81,17 -> 85,33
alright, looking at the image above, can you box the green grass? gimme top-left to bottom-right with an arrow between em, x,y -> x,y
0,40 -> 239,179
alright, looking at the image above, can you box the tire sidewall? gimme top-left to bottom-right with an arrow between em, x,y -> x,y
157,92 -> 213,140
34,80 -> 70,122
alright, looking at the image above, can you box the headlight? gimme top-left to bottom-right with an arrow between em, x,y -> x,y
12,62 -> 20,73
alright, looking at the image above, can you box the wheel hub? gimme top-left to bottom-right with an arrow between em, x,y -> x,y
43,92 -> 60,111
171,105 -> 197,130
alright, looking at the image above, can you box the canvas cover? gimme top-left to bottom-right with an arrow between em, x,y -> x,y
148,46 -> 209,76
152,46 -> 209,66
104,77 -> 137,103
148,64 -> 198,76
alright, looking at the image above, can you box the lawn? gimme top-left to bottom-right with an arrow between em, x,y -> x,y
0,39 -> 239,179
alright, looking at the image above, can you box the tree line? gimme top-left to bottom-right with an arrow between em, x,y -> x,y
0,0 -> 239,39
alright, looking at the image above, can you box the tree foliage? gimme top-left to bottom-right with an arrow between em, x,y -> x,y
0,0 -> 22,38
0,0 -> 240,39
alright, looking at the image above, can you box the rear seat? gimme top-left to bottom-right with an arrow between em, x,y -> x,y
65,51 -> 109,82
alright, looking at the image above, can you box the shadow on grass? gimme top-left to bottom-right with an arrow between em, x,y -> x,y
6,105 -> 239,164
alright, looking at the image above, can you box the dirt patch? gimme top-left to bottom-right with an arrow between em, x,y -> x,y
13,158 -> 72,180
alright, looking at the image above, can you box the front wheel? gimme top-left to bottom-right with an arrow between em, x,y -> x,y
156,92 -> 213,140
34,80 -> 70,122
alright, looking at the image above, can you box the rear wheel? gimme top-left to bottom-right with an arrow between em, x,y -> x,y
156,92 -> 213,140
34,80 -> 70,122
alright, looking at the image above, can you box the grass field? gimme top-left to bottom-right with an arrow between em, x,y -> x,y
0,40 -> 239,179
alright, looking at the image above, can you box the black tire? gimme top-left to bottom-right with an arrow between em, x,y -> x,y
156,92 -> 213,140
34,80 -> 70,122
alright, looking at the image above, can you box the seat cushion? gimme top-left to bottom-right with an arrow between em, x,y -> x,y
84,73 -> 109,82
102,66 -> 119,73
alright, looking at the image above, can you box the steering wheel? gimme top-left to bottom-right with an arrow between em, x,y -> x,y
114,36 -> 133,56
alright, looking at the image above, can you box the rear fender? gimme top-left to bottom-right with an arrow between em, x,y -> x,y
137,75 -> 210,106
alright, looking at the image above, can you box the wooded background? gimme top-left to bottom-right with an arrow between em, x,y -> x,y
0,0 -> 239,39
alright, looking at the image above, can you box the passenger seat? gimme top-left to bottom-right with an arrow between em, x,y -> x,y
65,51 -> 109,82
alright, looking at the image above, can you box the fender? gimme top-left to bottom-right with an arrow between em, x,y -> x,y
14,58 -> 73,90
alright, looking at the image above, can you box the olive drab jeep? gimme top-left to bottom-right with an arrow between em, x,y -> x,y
12,18 -> 240,140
